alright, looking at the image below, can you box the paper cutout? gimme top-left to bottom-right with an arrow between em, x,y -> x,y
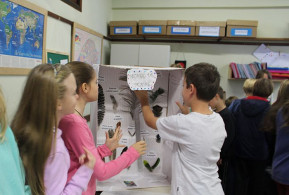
127,69 -> 157,90
253,44 -> 289,68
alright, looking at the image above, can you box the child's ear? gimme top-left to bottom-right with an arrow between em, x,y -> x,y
190,83 -> 195,95
81,83 -> 88,93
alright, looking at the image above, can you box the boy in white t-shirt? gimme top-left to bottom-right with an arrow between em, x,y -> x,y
135,63 -> 227,195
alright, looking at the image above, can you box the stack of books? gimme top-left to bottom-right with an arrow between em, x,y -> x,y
267,67 -> 289,79
230,62 -> 266,79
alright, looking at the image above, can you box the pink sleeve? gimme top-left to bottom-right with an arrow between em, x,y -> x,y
97,144 -> 112,159
93,146 -> 139,181
45,152 -> 93,195
61,119 -> 98,162
63,121 -> 140,181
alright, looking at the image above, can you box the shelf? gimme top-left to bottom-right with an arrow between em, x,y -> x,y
107,35 -> 289,46
228,78 -> 283,82
228,67 -> 284,82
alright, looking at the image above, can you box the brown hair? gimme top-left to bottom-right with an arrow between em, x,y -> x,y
66,61 -> 95,94
225,96 -> 238,107
253,78 -> 273,98
256,69 -> 272,79
262,80 -> 289,132
0,88 -> 7,143
216,86 -> 225,100
11,64 -> 71,195
185,63 -> 220,101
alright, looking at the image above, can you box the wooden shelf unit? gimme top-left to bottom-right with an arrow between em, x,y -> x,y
228,66 -> 284,82
107,35 -> 289,46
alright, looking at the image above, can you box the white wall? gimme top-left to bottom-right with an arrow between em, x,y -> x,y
0,0 -> 112,123
111,0 -> 289,100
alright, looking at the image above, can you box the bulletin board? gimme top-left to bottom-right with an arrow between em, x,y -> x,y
46,50 -> 69,64
0,0 -> 47,75
72,22 -> 103,65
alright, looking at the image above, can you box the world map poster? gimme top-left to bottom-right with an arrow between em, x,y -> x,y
74,24 -> 102,65
0,0 -> 45,68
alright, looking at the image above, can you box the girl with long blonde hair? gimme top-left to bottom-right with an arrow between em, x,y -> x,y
11,64 -> 96,195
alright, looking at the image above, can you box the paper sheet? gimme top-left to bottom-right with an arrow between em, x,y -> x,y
253,44 -> 272,61
253,44 -> 289,68
270,53 -> 289,68
127,69 -> 157,90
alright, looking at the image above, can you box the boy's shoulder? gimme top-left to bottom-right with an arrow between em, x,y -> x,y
161,112 -> 222,123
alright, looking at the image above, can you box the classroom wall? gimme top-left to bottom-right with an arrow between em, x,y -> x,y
111,0 -> 289,99
0,0 -> 112,122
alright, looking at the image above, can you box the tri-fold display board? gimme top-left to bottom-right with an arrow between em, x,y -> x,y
90,65 -> 184,190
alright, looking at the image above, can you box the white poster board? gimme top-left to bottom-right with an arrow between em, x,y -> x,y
90,65 -> 184,191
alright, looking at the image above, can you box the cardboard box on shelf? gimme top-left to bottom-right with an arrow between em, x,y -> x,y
226,20 -> 258,37
195,21 -> 226,37
167,20 -> 196,36
90,64 -> 184,191
109,21 -> 138,35
138,20 -> 167,35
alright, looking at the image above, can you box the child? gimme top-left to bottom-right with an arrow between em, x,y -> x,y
261,79 -> 289,195
272,98 -> 289,195
225,96 -> 238,107
256,69 -> 272,79
59,61 -> 146,195
135,63 -> 226,195
234,78 -> 273,195
0,88 -> 30,195
209,86 -> 235,195
11,64 -> 96,195
229,78 -> 256,113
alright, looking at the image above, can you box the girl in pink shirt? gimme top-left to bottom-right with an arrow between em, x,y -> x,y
12,64 -> 96,195
59,61 -> 146,195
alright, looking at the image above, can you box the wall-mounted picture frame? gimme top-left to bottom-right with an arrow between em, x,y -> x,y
61,0 -> 82,12
0,0 -> 47,75
46,50 -> 69,65
72,22 -> 103,65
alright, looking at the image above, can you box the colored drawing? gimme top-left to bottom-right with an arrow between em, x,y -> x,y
72,23 -> 102,65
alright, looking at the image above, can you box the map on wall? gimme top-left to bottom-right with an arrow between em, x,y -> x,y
73,25 -> 102,65
0,0 -> 45,68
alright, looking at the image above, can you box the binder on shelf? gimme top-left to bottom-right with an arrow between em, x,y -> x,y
229,62 -> 264,79
230,63 -> 239,78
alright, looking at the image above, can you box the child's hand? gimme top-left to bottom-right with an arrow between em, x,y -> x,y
134,90 -> 149,105
105,125 -> 125,151
176,101 -> 190,114
131,141 -> 147,156
79,147 -> 96,170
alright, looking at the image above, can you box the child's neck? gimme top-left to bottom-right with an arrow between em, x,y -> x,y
75,97 -> 87,116
190,99 -> 212,115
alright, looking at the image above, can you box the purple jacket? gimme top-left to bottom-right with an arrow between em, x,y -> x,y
44,129 -> 93,195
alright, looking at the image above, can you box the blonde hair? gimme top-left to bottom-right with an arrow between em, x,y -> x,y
0,88 -> 7,143
11,64 -> 71,195
243,79 -> 256,95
